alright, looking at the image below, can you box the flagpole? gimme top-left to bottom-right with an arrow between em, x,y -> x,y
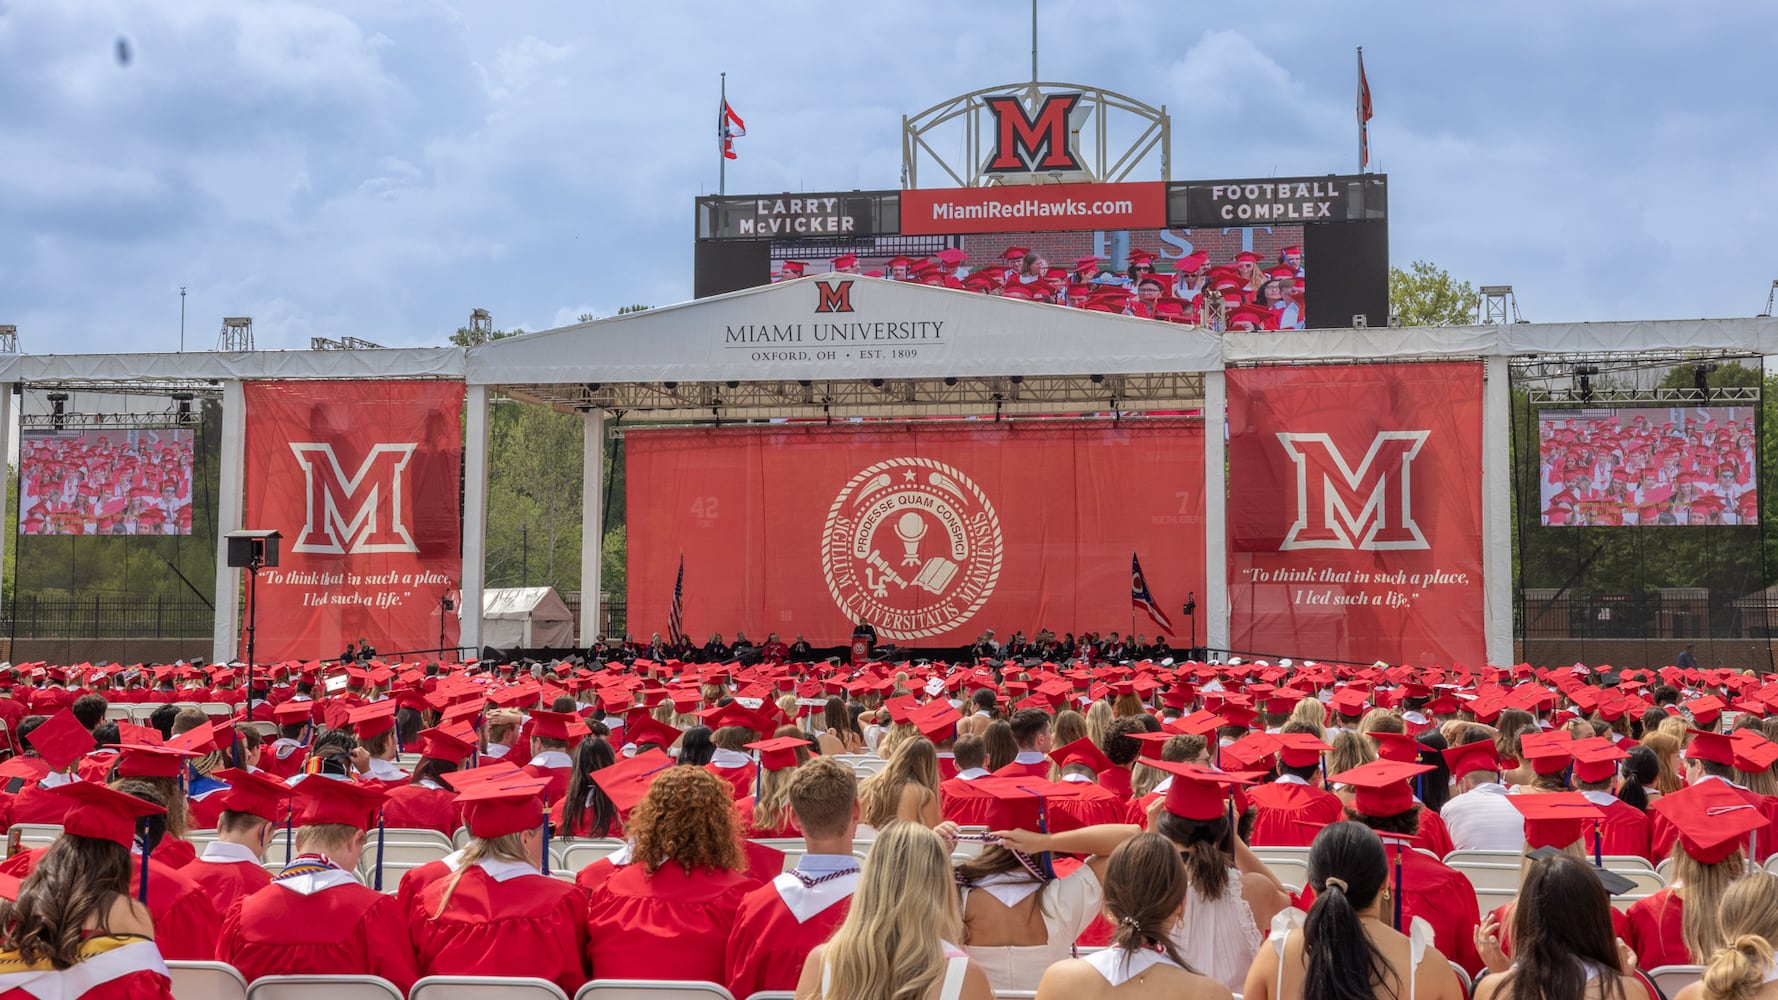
1356,47 -> 1364,174
719,72 -> 727,196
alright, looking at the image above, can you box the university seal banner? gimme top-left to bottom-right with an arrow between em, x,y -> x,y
242,381 -> 464,662
1227,363 -> 1485,667
626,421 -> 1205,646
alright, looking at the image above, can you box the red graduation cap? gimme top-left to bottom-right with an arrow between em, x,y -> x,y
1684,695 -> 1725,726
1048,737 -> 1113,775
1276,733 -> 1332,769
167,721 -> 217,756
1569,739 -> 1628,784
1369,732 -> 1421,765
529,710 -> 589,747
700,702 -> 772,737
1517,731 -> 1575,776
347,701 -> 398,741
622,715 -> 683,750
1129,731 -> 1179,761
1509,791 -> 1604,851
1171,710 -> 1226,737
28,708 -> 95,771
415,726 -> 476,764
54,781 -> 166,848
210,767 -> 294,824
1330,759 -> 1433,818
589,748 -> 674,819
912,703 -> 963,744
1149,760 -> 1259,822
744,736 -> 810,772
109,743 -> 201,779
458,777 -> 551,840
1684,729 -> 1737,768
290,776 -> 388,830
1223,732 -> 1280,772
272,700 -> 318,727
1442,739 -> 1501,781
1651,779 -> 1767,864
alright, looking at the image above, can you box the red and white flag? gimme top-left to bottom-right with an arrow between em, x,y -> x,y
1358,49 -> 1374,168
1131,553 -> 1174,635
720,100 -> 746,160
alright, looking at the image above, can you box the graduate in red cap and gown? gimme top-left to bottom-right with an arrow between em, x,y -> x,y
1647,729 -> 1778,863
1473,793 -> 1632,960
585,765 -> 763,984
382,726 -> 473,836
410,777 -> 589,994
1623,779 -> 1767,969
724,755 -> 861,999
1245,732 -> 1344,847
1331,759 -> 1486,977
181,768 -> 289,913
519,710 -> 584,805
0,782 -> 175,1000
0,708 -> 93,828
215,776 -> 419,991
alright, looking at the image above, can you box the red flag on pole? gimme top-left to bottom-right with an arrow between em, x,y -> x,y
720,100 -> 746,160
1357,48 -> 1374,169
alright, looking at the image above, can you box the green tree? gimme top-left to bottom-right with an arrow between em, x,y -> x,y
1389,260 -> 1476,326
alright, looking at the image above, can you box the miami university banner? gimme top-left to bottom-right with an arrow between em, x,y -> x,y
242,381 -> 464,662
626,421 -> 1205,647
1227,363 -> 1485,666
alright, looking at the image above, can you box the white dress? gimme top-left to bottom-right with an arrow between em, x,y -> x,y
1170,867 -> 1262,993
1269,909 -> 1433,1000
960,865 -> 1103,994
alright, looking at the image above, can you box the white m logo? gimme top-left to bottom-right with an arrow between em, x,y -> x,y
1277,431 -> 1431,551
288,443 -> 418,554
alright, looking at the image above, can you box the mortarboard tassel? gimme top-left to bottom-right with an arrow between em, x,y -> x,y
1593,820 -> 1603,869
541,807 -> 552,877
136,818 -> 152,904
373,808 -> 386,891
1392,843 -> 1404,930
284,802 -> 294,866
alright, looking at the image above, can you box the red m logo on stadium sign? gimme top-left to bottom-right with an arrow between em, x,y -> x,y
1277,432 -> 1431,551
984,92 -> 1084,173
815,280 -> 855,314
288,443 -> 419,554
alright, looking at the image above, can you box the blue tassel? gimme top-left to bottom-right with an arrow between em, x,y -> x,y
284,805 -> 293,866
373,810 -> 386,891
541,809 -> 552,877
1392,844 -> 1404,930
1594,820 -> 1603,868
137,819 -> 152,904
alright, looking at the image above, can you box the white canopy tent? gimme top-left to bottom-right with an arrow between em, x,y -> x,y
0,273 -> 1773,668
480,586 -> 577,649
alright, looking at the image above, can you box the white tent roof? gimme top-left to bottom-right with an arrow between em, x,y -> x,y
481,586 -> 573,620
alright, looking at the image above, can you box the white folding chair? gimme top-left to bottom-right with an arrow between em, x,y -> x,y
1448,962 -> 1472,997
1474,887 -> 1517,914
575,981 -> 735,1000
104,703 -> 137,722
452,826 -> 473,849
1451,863 -> 1521,891
245,974 -> 405,1000
741,993 -> 795,1000
1657,857 -> 1675,881
9,824 -> 63,851
166,961 -> 248,1000
1602,855 -> 1655,872
1255,846 -> 1313,867
1265,858 -> 1310,889
201,701 -> 236,719
411,976 -> 569,1000
383,828 -> 456,852
1614,868 -> 1666,896
560,839 -> 630,871
1647,965 -> 1704,997
1443,849 -> 1519,867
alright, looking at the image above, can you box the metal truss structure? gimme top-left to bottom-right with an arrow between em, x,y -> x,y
902,81 -> 1168,189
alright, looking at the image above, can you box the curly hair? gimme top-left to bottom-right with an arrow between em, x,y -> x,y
627,765 -> 744,876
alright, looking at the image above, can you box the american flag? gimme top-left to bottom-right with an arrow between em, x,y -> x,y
1131,553 -> 1174,635
667,554 -> 686,645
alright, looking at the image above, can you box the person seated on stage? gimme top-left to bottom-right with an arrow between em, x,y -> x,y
796,820 -> 994,1000
181,768 -> 290,914
411,778 -> 589,994
725,757 -> 863,998
787,634 -> 814,660
1036,832 -> 1233,1000
216,776 -> 418,990
0,782 -> 175,1000
701,632 -> 731,663
585,765 -> 763,984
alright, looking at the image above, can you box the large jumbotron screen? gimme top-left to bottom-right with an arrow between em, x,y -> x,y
1538,407 -> 1758,526
18,428 -> 196,536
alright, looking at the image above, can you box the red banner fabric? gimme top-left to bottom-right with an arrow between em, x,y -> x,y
242,381 -> 464,663
1227,363 -> 1485,667
626,421 -> 1204,647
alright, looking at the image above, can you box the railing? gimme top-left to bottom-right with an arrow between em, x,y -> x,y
0,596 -> 214,639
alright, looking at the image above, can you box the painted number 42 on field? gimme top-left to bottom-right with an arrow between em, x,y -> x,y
691,497 -> 720,527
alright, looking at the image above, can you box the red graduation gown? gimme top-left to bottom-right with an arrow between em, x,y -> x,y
1247,781 -> 1346,847
1414,808 -> 1456,860
1588,797 -> 1653,861
1649,781 -> 1778,862
0,938 -> 173,1000
184,850 -> 274,915
707,761 -> 757,800
586,863 -> 760,983
724,872 -> 856,998
397,857 -> 455,922
149,839 -> 195,871
382,783 -> 462,837
991,760 -> 1051,779
3,782 -> 77,828
1623,888 -> 1690,969
186,788 -> 229,832
411,863 -> 589,995
575,856 -> 623,895
217,872 -> 419,991
519,763 -> 572,806
1098,766 -> 1134,801
1385,838 -> 1484,977
0,849 -> 219,962
547,800 -> 622,840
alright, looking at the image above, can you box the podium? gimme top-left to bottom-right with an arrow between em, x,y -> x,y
850,637 -> 871,666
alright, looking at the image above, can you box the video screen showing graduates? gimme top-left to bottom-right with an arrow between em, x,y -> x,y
1538,407 -> 1758,527
18,428 -> 196,536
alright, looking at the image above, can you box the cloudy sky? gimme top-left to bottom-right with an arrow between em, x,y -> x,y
2,1 -> 1775,354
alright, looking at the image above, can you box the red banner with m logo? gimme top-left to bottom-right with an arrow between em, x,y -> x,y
1227,364 -> 1484,666
243,381 -> 464,662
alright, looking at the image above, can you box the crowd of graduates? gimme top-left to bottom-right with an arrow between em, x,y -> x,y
3,652 -> 1778,998
772,243 -> 1308,331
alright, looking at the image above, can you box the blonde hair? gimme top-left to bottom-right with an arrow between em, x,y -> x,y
876,721 -> 918,761
1328,730 -> 1377,776
1049,709 -> 1089,781
1111,693 -> 1144,719
1676,842 -> 1751,963
1288,698 -> 1327,737
1642,731 -> 1685,794
1660,715 -> 1690,743
1358,709 -> 1403,738
754,760 -> 801,833
818,821 -> 961,1000
1703,872 -> 1778,1000
858,737 -> 940,829
431,832 -> 528,917
1084,701 -> 1113,748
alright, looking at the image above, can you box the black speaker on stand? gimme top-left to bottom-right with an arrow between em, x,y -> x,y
225,530 -> 281,710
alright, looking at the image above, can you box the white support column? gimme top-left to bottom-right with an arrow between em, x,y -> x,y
1203,370 -> 1230,656
459,385 -> 489,657
212,380 -> 245,664
580,410 -> 606,646
0,384 -> 12,620
1482,356 -> 1514,667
